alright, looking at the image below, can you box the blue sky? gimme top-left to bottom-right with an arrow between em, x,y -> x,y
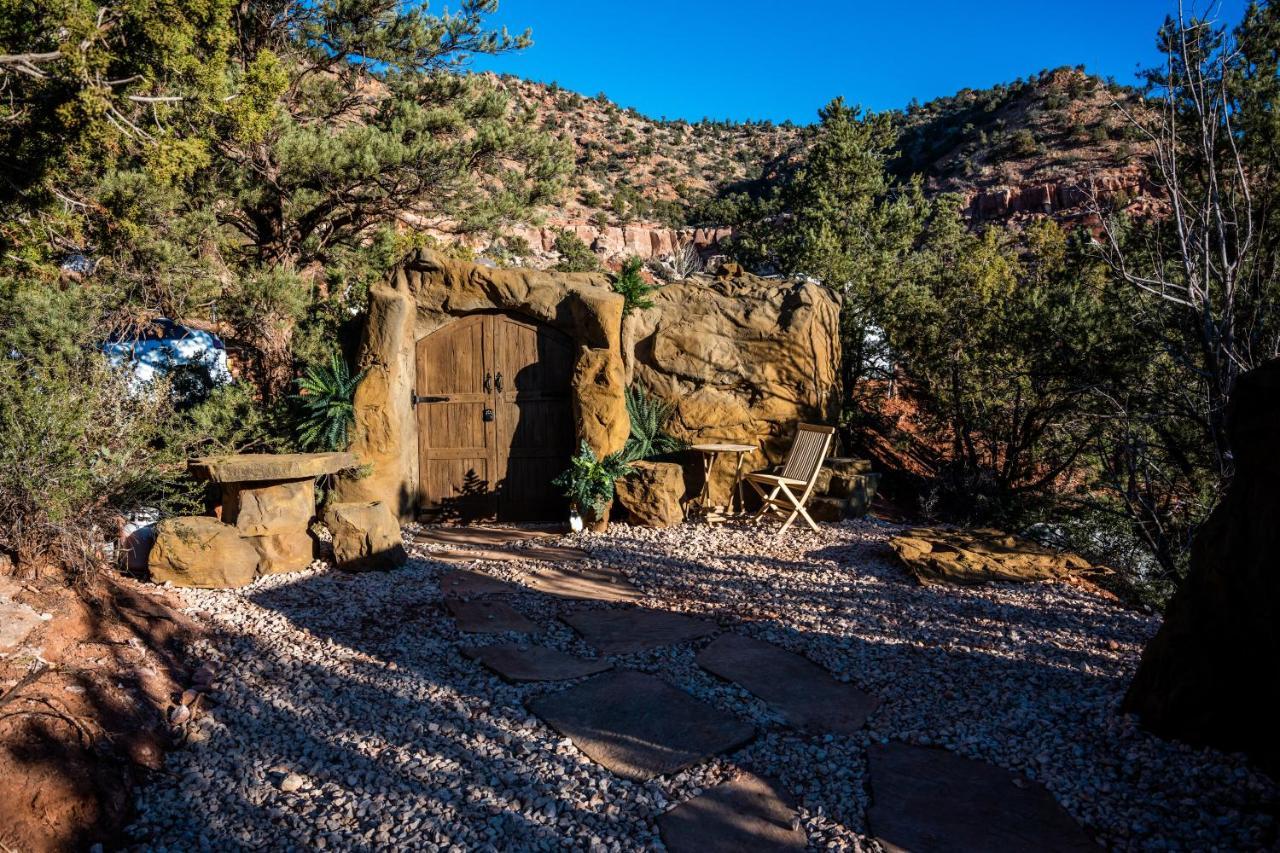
472,0 -> 1250,124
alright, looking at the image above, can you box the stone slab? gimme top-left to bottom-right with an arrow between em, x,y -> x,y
0,583 -> 43,655
696,633 -> 878,734
866,742 -> 1097,853
189,452 -> 358,483
657,773 -> 806,853
439,569 -> 520,597
461,643 -> 612,682
527,671 -> 755,781
562,606 -> 717,654
445,598 -> 539,635
423,544 -> 589,564
516,566 -> 645,603
411,526 -> 559,547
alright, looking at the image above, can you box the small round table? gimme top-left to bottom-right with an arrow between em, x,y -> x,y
689,443 -> 757,523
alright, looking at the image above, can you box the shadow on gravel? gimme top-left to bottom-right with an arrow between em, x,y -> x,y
130,529 -> 1275,851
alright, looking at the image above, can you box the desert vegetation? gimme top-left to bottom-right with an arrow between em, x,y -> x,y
1,0 -> 1277,604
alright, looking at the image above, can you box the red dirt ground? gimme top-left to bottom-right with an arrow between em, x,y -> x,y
0,570 -> 200,852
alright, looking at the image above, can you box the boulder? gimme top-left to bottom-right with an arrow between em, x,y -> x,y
149,517 -> 259,589
890,527 -> 1091,586
615,461 -> 686,528
807,496 -> 847,524
324,501 -> 407,571
628,271 -> 841,505
223,478 -> 315,536
246,530 -> 315,575
824,457 -> 872,496
844,472 -> 881,516
1123,358 -> 1280,776
0,577 -> 43,655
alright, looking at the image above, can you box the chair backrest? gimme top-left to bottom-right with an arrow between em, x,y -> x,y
779,423 -> 836,486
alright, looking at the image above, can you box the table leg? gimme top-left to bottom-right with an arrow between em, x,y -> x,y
732,452 -> 745,515
698,452 -> 714,517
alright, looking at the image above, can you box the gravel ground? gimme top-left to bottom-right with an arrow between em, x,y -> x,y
126,519 -> 1276,851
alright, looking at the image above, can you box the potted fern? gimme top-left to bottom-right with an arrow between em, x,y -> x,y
552,441 -> 631,533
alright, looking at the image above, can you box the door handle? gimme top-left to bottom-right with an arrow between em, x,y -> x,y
483,372 -> 492,393
495,372 -> 504,393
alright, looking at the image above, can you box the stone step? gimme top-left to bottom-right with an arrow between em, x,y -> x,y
527,671 -> 755,781
657,772 -> 806,852
696,633 -> 878,735
867,742 -> 1097,852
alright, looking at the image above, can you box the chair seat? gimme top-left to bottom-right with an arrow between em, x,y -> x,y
744,472 -> 807,487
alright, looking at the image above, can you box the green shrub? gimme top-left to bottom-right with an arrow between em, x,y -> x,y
292,354 -> 366,451
611,257 -> 659,315
0,355 -> 172,575
622,385 -> 685,462
551,441 -> 631,516
552,229 -> 601,273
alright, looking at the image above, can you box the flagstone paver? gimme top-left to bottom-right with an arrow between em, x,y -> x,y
562,606 -> 717,654
657,772 -> 806,853
427,544 -> 590,564
411,526 -> 558,547
866,742 -> 1098,853
527,671 -> 755,781
696,633 -> 878,734
438,569 -> 520,597
461,643 -> 612,683
444,597 -> 539,635
515,565 -> 645,603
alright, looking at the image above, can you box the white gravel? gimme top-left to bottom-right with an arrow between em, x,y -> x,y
125,519 -> 1276,851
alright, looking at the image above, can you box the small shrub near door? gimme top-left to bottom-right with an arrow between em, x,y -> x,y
552,442 -> 632,532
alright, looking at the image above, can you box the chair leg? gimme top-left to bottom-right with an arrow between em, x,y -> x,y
797,506 -> 821,533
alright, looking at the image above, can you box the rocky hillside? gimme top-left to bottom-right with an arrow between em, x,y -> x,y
493,75 -> 801,225
478,68 -> 1158,266
891,67 -> 1157,222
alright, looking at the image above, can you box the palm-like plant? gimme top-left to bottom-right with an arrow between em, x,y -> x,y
552,441 -> 632,516
293,354 -> 366,450
622,385 -> 685,462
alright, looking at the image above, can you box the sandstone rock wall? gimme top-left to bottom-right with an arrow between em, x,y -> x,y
510,224 -> 733,260
335,251 -> 629,519
1123,358 -> 1280,777
962,166 -> 1159,221
626,268 -> 841,503
340,253 -> 840,518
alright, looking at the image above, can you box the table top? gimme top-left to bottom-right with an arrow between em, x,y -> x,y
690,443 -> 757,454
188,451 -> 359,483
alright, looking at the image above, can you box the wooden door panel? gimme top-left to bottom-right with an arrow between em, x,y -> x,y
493,314 -> 575,521
417,312 -> 576,523
415,315 -> 496,521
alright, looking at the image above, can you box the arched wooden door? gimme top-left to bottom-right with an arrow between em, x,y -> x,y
415,312 -> 575,522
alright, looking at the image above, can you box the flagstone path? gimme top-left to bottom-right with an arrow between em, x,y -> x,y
696,632 -> 879,735
527,671 -> 756,782
438,525 -> 1108,852
443,597 -> 539,635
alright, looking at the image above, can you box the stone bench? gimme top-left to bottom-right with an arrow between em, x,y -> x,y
191,452 -> 359,575
150,452 -> 363,587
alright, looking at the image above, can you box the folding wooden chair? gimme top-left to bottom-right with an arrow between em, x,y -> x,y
743,423 -> 835,534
